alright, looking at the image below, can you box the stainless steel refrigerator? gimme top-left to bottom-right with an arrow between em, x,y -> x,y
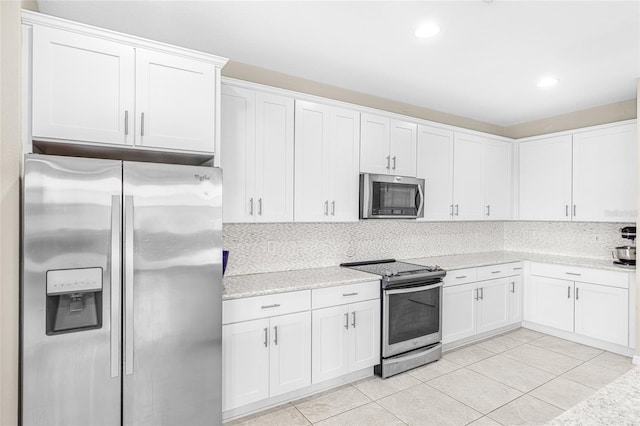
21,154 -> 222,425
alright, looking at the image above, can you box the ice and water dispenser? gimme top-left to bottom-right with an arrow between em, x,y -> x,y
46,267 -> 103,335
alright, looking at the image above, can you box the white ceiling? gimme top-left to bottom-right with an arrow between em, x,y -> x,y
36,1 -> 640,126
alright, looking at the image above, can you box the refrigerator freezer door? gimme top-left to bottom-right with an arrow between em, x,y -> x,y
122,161 -> 223,425
22,154 -> 122,426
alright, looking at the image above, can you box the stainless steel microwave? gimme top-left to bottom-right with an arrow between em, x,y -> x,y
360,173 -> 425,219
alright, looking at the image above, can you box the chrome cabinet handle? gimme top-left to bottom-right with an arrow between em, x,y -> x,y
273,326 -> 278,345
263,327 -> 268,347
513,267 -> 522,271
576,288 -> 579,300
344,313 -> 349,330
456,275 -> 467,279
249,198 -> 254,216
567,286 -> 571,298
124,110 -> 129,136
450,204 -> 454,216
343,292 -> 358,297
474,288 -> 479,301
392,156 -> 397,170
491,270 -> 502,274
258,198 -> 263,215
566,272 -> 581,276
565,205 -> 569,217
386,156 -> 391,170
110,195 -> 121,378
573,204 -> 576,217
331,201 -> 336,216
124,195 -> 134,376
351,311 -> 356,328
511,282 -> 515,293
261,304 -> 281,309
455,204 -> 459,216
140,112 -> 145,137
479,287 -> 484,300
486,205 -> 490,216
324,200 -> 329,216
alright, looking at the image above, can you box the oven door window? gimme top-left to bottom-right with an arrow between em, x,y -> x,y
371,182 -> 417,215
388,286 -> 440,345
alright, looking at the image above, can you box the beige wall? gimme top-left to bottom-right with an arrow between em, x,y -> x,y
223,61 -> 637,139
0,1 -> 22,425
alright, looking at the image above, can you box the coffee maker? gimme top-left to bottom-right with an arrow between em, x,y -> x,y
613,226 -> 636,266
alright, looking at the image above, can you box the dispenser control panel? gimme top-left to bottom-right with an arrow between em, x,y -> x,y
46,268 -> 103,295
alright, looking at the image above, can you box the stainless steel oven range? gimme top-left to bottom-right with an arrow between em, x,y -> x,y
341,259 -> 446,378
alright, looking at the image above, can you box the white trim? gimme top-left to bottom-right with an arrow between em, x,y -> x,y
442,323 -> 521,352
517,119 -> 637,143
21,10 -> 228,67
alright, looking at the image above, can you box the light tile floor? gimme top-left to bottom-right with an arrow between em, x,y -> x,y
227,328 -> 635,425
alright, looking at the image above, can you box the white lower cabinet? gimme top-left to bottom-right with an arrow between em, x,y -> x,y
443,263 -> 522,345
312,299 -> 380,383
526,263 -> 630,347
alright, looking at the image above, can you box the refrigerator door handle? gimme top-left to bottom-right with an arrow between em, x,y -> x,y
110,195 -> 121,378
124,195 -> 135,376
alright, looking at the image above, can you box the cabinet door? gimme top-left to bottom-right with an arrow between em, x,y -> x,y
32,25 -> 134,145
135,49 -> 215,152
329,108 -> 361,222
483,139 -> 512,220
222,319 -> 270,411
220,85 -> 256,223
442,283 -> 477,344
453,134 -> 485,220
416,125 -> 454,221
476,278 -> 510,334
575,282 -> 628,346
573,124 -> 637,222
294,101 -> 331,222
312,305 -> 349,383
255,92 -> 294,222
519,136 -> 572,221
390,120 -> 417,177
508,276 -> 523,324
360,113 -> 391,174
269,312 -> 311,397
529,276 -> 574,332
348,300 -> 381,372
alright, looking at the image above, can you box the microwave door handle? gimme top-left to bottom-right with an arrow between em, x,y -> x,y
386,281 -> 443,295
416,183 -> 425,217
361,175 -> 371,219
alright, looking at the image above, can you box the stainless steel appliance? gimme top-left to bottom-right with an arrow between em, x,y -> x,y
341,259 -> 445,378
613,226 -> 636,266
360,173 -> 424,219
21,154 -> 223,425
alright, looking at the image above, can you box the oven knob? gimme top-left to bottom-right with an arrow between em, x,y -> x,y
383,269 -> 397,277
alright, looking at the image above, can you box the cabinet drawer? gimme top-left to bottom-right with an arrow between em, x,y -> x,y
531,263 -> 629,289
312,281 -> 380,310
223,290 -> 311,324
443,268 -> 477,287
476,263 -> 521,281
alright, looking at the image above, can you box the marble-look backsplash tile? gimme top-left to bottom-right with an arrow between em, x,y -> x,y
504,221 -> 635,260
223,221 -> 504,275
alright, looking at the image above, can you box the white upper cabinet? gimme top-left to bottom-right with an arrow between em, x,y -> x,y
295,101 -> 360,222
519,135 -> 573,221
32,25 -> 135,145
27,13 -> 226,154
416,125 -> 454,221
572,123 -> 637,222
360,113 -> 417,176
221,84 -> 294,223
135,49 -> 216,152
483,138 -> 513,220
453,133 -> 485,220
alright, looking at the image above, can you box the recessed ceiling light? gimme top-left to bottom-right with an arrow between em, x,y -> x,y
415,23 -> 440,39
537,76 -> 559,88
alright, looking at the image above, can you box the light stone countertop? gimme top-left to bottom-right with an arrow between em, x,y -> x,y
223,250 -> 635,300
547,366 -> 640,425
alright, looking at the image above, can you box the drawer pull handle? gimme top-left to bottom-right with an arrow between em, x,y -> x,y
513,267 -> 522,270
343,292 -> 359,297
456,276 -> 467,279
261,304 -> 281,309
491,271 -> 502,274
565,272 -> 581,276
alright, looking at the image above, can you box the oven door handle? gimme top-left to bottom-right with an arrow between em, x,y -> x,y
385,281 -> 443,295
